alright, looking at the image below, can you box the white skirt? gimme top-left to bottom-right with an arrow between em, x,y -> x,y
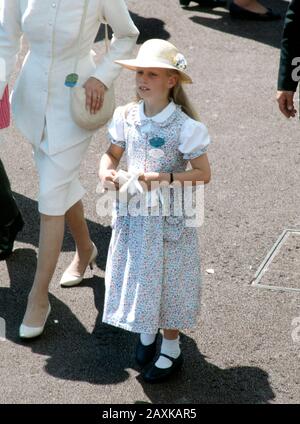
33,126 -> 92,216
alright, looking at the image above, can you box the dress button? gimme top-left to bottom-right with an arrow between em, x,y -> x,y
52,3 -> 56,7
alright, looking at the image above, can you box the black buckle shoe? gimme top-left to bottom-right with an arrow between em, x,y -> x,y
142,353 -> 183,383
135,335 -> 158,367
229,2 -> 281,21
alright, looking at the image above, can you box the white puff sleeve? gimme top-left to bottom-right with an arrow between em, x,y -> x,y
107,106 -> 126,149
178,118 -> 211,160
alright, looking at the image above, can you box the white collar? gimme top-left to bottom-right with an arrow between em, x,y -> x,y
138,101 -> 176,123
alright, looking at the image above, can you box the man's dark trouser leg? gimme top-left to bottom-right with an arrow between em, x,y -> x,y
0,159 -> 24,260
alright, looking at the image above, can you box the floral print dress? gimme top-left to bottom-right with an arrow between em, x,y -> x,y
102,101 -> 210,334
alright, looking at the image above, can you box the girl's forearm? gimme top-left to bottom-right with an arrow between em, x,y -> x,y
158,169 -> 210,185
99,153 -> 119,173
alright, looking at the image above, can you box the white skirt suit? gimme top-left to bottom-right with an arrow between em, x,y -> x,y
0,0 -> 139,215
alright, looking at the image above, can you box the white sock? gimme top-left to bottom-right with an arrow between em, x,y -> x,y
140,333 -> 156,346
155,336 -> 181,369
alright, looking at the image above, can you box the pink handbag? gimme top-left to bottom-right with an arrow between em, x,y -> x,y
0,86 -> 10,129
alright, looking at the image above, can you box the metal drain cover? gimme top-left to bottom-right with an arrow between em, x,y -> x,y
252,229 -> 300,292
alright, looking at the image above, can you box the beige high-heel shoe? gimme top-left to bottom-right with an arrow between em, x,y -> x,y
59,242 -> 98,287
19,304 -> 51,339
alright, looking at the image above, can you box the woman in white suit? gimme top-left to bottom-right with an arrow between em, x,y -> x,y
0,0 -> 139,338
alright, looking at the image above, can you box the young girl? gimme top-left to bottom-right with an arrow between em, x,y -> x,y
99,39 -> 211,383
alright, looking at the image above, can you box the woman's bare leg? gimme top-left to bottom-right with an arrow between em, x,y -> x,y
22,214 -> 65,326
64,200 -> 94,276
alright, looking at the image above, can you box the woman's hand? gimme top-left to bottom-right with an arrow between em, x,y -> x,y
83,77 -> 106,115
100,169 -> 119,191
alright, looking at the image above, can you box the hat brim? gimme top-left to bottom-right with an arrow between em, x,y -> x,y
115,59 -> 193,84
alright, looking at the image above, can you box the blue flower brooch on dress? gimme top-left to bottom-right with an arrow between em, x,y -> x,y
149,137 -> 166,148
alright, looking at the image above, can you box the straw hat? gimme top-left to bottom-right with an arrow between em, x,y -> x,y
115,39 -> 192,84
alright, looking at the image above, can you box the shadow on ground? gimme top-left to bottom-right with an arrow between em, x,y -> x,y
184,0 -> 289,49
11,192 -> 111,270
95,1 -> 289,50
95,12 -> 170,45
1,192 -> 275,403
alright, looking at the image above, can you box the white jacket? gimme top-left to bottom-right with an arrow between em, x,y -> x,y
0,0 -> 139,154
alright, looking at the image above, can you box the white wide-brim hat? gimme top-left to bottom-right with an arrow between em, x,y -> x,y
115,39 -> 192,84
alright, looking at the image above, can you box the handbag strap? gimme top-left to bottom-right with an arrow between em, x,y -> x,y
74,0 -> 110,76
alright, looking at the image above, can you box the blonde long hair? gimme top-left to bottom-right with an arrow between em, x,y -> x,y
135,69 -> 200,121
170,83 -> 200,121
